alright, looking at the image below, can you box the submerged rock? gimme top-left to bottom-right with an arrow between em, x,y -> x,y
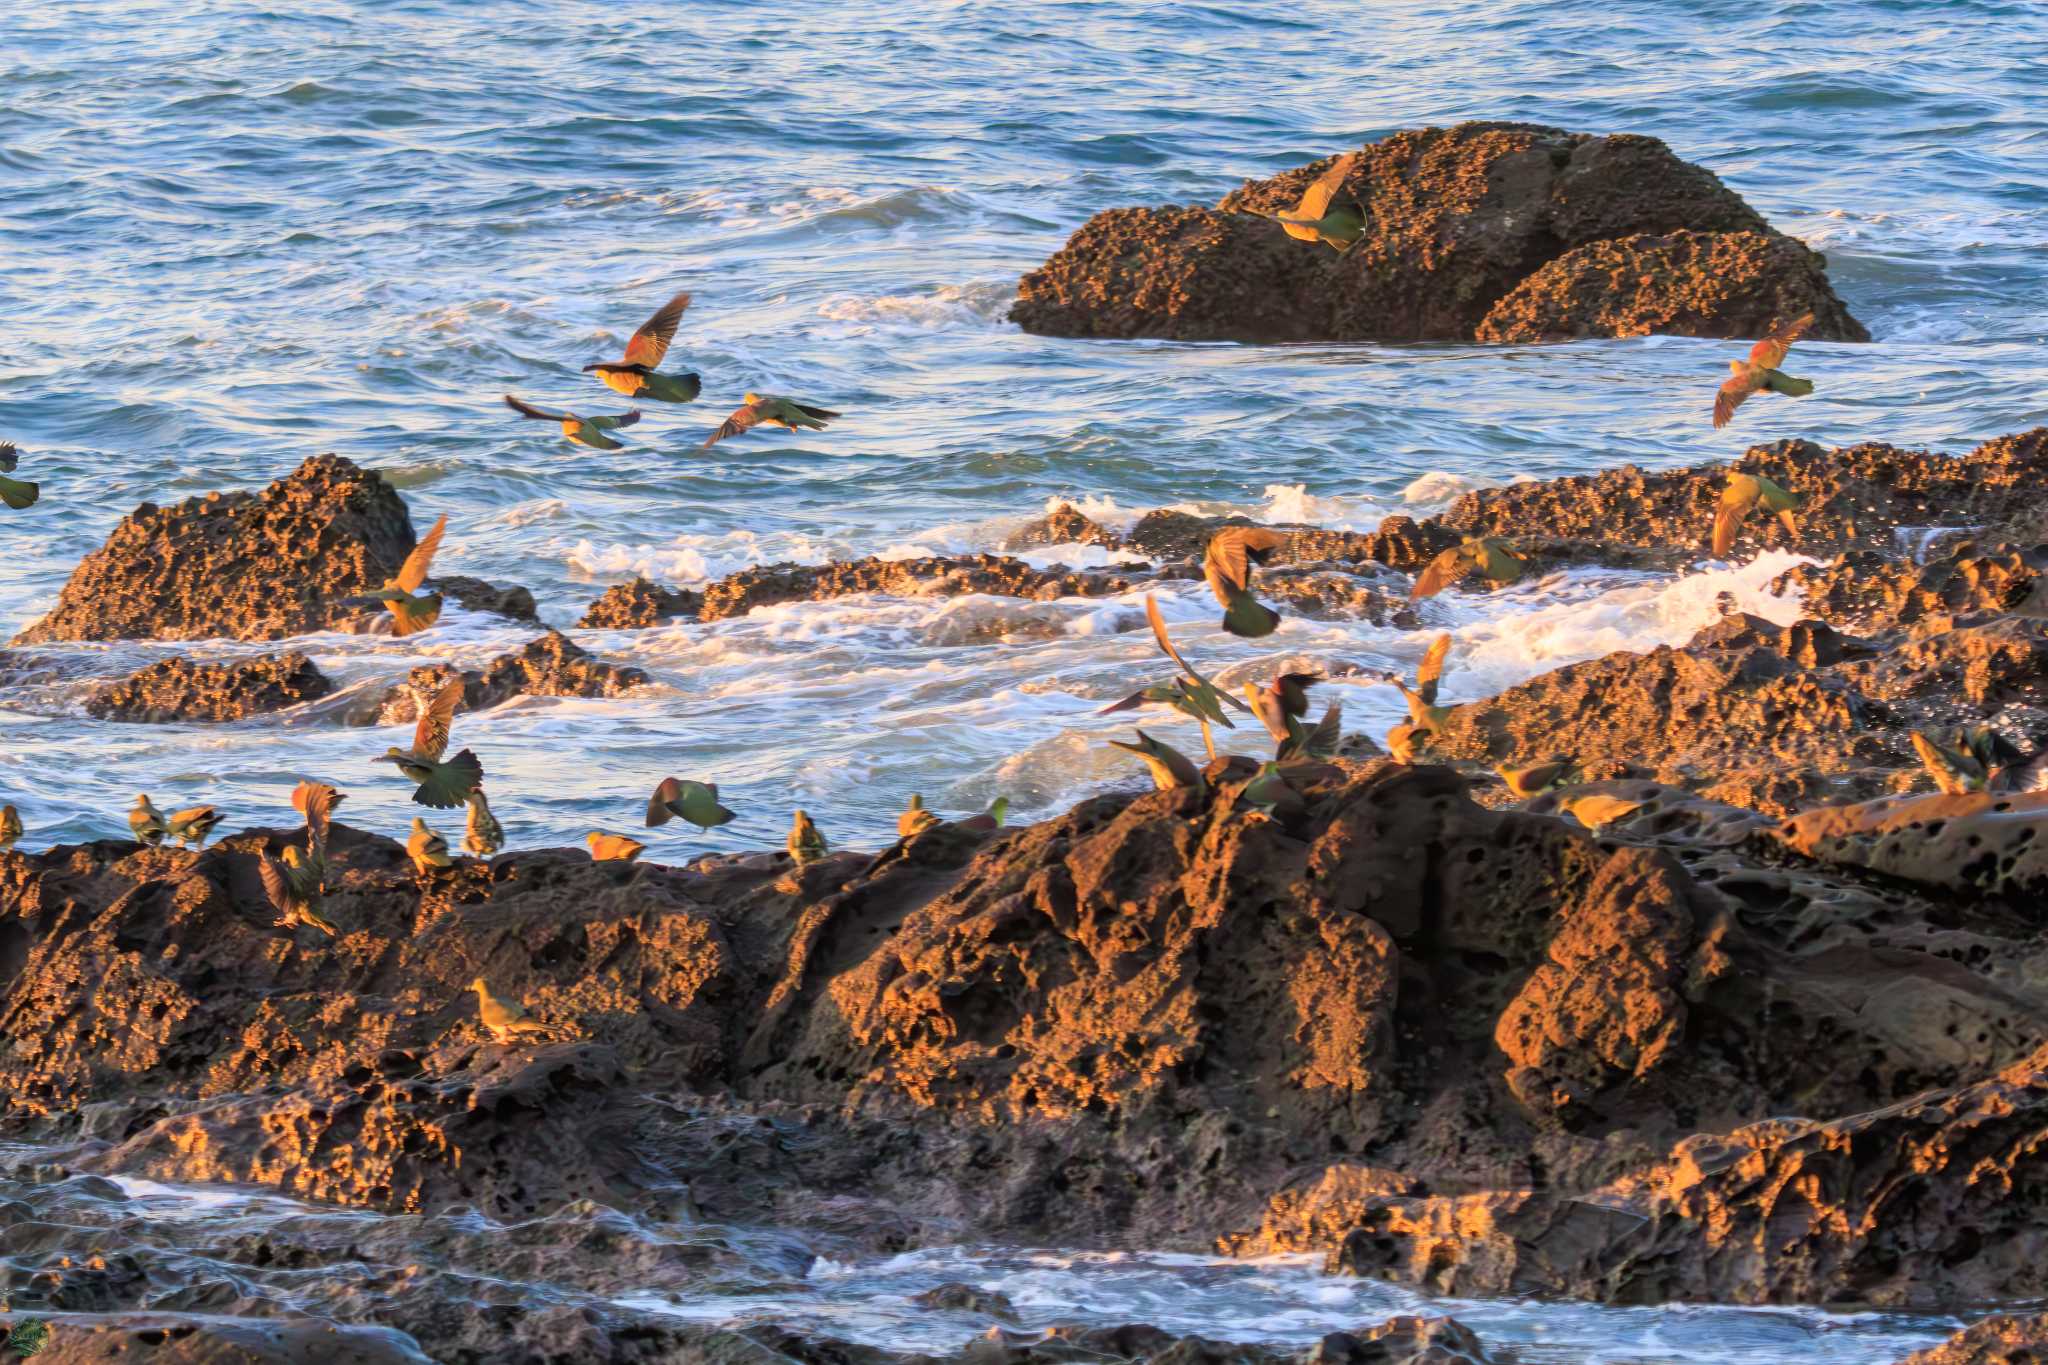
1004,502 -> 1123,552
85,652 -> 333,723
698,554 -> 1150,622
1013,123 -> 1864,345
368,629 -> 649,723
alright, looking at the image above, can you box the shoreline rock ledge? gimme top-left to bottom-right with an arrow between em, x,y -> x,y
1011,122 -> 1869,344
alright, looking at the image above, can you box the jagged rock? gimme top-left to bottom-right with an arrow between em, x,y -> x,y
698,555 -> 1149,622
576,576 -> 705,629
1774,787 -> 2048,898
370,630 -> 649,723
437,575 -> 540,624
1014,123 -> 1862,344
18,1314 -> 431,1363
1774,543 -> 2044,632
1435,431 -> 2048,559
13,456 -> 417,644
1899,1314 -> 2048,1364
84,652 -> 333,723
1474,228 -> 1868,343
1004,503 -> 1122,551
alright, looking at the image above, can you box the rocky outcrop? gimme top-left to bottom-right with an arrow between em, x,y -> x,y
1473,228 -> 1865,343
1774,543 -> 2044,632
13,456 -> 415,644
1900,1315 -> 2048,1364
11,456 -> 538,644
577,576 -> 704,629
368,629 -> 648,723
22,1315 -> 431,1363
1013,124 -> 1864,345
84,652 -> 333,723
698,554 -> 1152,622
1004,503 -> 1122,551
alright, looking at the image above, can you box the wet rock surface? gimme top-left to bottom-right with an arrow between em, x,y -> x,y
84,652 -> 333,723
366,628 -> 650,723
1900,1315 -> 2048,1364
1013,123 -> 1864,344
698,554 -> 1153,622
577,575 -> 706,629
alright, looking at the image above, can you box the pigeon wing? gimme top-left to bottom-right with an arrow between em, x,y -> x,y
587,408 -> 642,431
505,394 -> 569,423
412,676 -> 465,761
1748,312 -> 1814,370
397,513 -> 447,593
1417,632 -> 1452,706
702,404 -> 763,449
623,290 -> 690,369
1712,372 -> 1758,430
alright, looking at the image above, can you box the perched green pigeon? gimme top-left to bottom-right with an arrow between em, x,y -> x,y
167,805 -> 221,850
1498,759 -> 1582,798
584,289 -> 701,404
472,977 -> 551,1043
261,846 -> 338,937
0,442 -> 39,511
346,513 -> 447,637
788,810 -> 827,866
1412,538 -> 1529,600
464,789 -> 504,857
1203,527 -> 1286,638
646,777 -> 736,831
958,797 -> 1009,834
1108,729 -> 1206,794
1712,471 -> 1800,557
407,816 -> 453,874
505,394 -> 643,450
1713,314 -> 1815,429
0,803 -> 22,851
375,676 -> 484,808
1270,152 -> 1364,252
701,393 -> 839,449
1910,730 -> 1984,795
898,794 -> 940,839
130,794 -> 168,847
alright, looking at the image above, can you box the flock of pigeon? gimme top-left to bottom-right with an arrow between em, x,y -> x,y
0,220 -> 1858,1039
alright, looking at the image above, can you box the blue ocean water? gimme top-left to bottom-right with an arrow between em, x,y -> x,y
1,1 -> 2041,1356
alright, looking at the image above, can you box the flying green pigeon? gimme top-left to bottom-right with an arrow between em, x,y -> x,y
408,816 -> 453,874
290,780 -> 341,895
646,777 -> 736,831
701,393 -> 840,449
1268,152 -> 1364,252
1203,527 -> 1286,638
260,845 -> 338,937
1101,595 -> 1251,758
1713,313 -> 1815,429
1712,471 -> 1800,557
1383,632 -> 1455,736
0,442 -> 39,511
1385,720 -> 1432,764
130,794 -> 168,847
345,513 -> 447,637
471,977 -> 552,1043
0,803 -> 22,851
166,805 -> 221,850
1240,762 -> 1305,818
584,289 -> 702,404
464,789 -> 504,857
1247,672 -> 1326,757
788,809 -> 827,866
1498,759 -> 1582,798
1109,729 -> 1206,794
1411,538 -> 1529,600
375,676 -> 484,808
1279,701 -> 1343,763
898,794 -> 940,839
504,394 -> 643,450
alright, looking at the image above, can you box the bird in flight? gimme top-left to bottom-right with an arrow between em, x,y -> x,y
505,394 -> 643,450
1712,313 -> 1816,429
701,394 -> 840,449
584,290 -> 702,405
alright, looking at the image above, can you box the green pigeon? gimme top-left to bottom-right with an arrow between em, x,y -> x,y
1247,673 -> 1327,758
1240,762 -> 1306,818
1109,729 -> 1206,795
1279,701 -> 1343,763
375,676 -> 484,808
588,830 -> 645,862
1386,720 -> 1433,764
1101,595 -> 1251,759
0,441 -> 39,511
464,789 -> 504,857
0,803 -> 22,851
584,289 -> 702,404
290,780 -> 341,895
130,794 -> 168,847
1498,759 -> 1582,799
898,794 -> 940,839
166,805 -> 222,850
5,1315 -> 51,1358
505,394 -> 643,450
646,777 -> 736,831
1269,152 -> 1364,252
958,797 -> 1009,834
260,845 -> 338,937
1558,792 -> 1645,833
1713,313 -> 1815,429
471,977 -> 552,1043
1411,538 -> 1529,600
1385,633 -> 1455,735
1910,730 -> 1985,795
788,809 -> 827,866
1203,527 -> 1286,638
408,816 -> 453,874
701,393 -> 840,449
1711,471 -> 1800,557
345,514 -> 447,637
1962,725 -> 2048,793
